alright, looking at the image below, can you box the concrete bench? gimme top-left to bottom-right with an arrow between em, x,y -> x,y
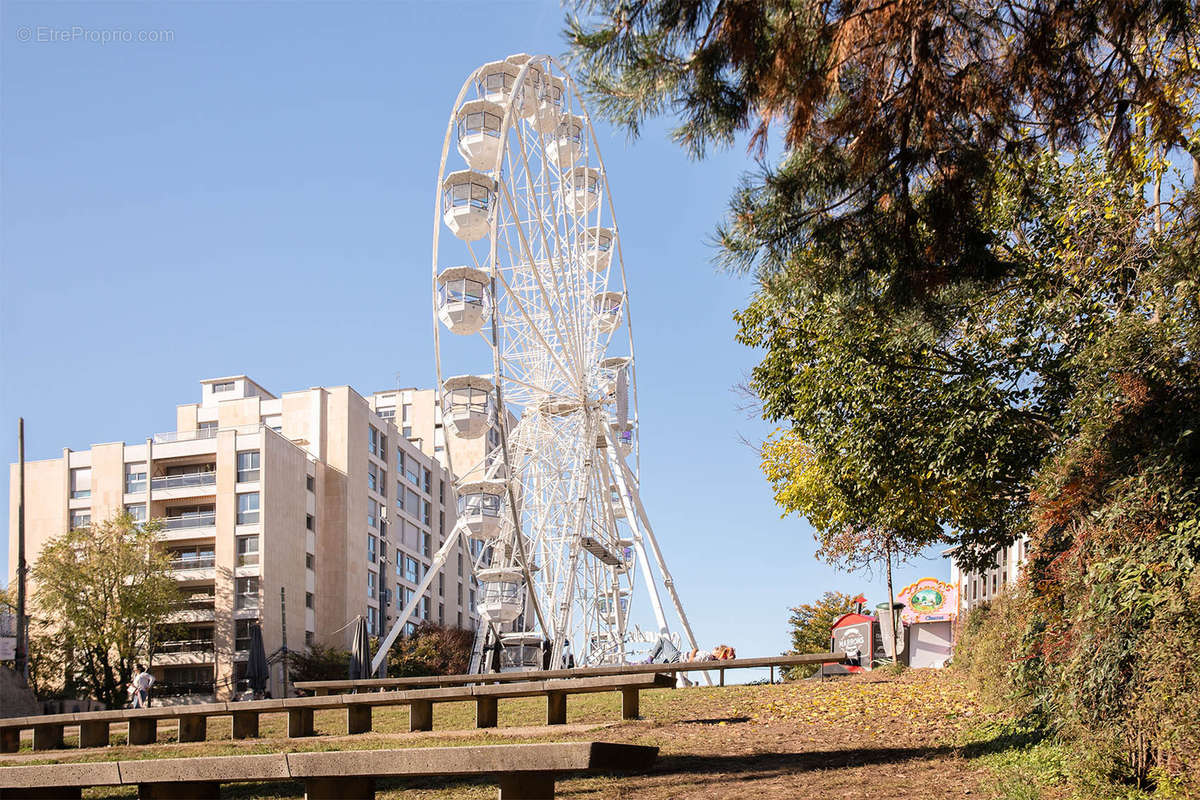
0,741 -> 658,799
0,673 -> 672,752
339,672 -> 674,734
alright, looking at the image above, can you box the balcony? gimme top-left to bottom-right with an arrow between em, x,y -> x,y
153,428 -> 219,444
158,638 -> 214,655
162,513 -> 216,531
169,556 -> 215,571
152,472 -> 216,491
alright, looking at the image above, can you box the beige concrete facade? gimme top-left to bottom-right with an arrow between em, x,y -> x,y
7,376 -> 477,702
948,536 -> 1030,617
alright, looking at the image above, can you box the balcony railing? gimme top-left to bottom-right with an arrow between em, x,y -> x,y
174,597 -> 215,612
162,513 -> 216,531
152,472 -> 216,491
153,428 -> 219,444
158,638 -> 215,654
169,556 -> 215,571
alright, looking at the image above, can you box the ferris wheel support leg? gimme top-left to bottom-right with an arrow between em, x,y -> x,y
603,452 -> 670,639
606,440 -> 712,687
370,532 -> 460,676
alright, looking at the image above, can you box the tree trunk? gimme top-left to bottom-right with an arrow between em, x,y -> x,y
885,541 -> 898,665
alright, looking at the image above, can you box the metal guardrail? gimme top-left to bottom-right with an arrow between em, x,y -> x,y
158,639 -> 215,654
152,472 -> 216,491
169,557 -> 215,570
163,513 -> 216,531
296,652 -> 849,693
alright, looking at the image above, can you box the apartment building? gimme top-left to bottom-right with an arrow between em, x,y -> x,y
369,387 -> 503,482
947,535 -> 1031,617
7,376 -> 478,701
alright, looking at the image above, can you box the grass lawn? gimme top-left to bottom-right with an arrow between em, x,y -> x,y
1,670 -> 1018,798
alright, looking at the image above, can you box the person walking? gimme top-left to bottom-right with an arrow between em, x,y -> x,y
131,664 -> 154,708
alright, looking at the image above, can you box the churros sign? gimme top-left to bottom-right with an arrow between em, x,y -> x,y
896,578 -> 958,624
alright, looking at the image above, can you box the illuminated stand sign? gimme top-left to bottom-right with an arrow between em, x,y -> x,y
896,578 -> 959,668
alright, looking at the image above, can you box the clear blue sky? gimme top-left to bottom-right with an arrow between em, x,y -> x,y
0,1 -> 948,665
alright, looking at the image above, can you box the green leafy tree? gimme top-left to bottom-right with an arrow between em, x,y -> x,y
28,513 -> 181,707
567,0 -> 1200,569
566,0 -> 1200,785
786,591 -> 859,678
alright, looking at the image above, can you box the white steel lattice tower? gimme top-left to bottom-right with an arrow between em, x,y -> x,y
372,54 -> 703,675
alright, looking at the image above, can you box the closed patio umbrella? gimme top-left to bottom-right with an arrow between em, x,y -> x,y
246,624 -> 269,698
349,616 -> 371,681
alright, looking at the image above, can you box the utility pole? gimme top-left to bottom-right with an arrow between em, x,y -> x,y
16,418 -> 28,681
279,587 -> 289,699
885,537 -> 899,665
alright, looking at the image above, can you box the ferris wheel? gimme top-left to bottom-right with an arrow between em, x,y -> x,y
372,54 -> 703,675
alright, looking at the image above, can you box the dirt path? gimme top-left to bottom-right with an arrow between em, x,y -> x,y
562,669 -> 992,799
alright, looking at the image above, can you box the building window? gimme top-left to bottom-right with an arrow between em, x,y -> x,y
198,420 -> 219,437
237,451 -> 260,483
367,535 -> 377,563
235,620 -> 252,651
367,571 -> 377,599
236,492 -> 260,525
306,514 -> 314,531
420,596 -> 430,620
396,448 -> 404,474
405,459 -> 420,486
305,592 -> 314,609
403,426 -> 413,438
422,532 -> 432,558
236,577 -> 260,610
439,603 -> 445,625
367,463 -> 378,493
379,518 -> 388,538
125,463 -> 147,493
422,500 -> 432,526
306,474 -> 315,492
69,510 -> 91,530
236,536 -> 259,566
306,552 -> 315,569
69,468 -> 91,499
368,614 -> 378,636
213,381 -> 235,393
407,489 -> 420,516
368,498 -> 378,529
305,631 -> 315,646
368,425 -> 381,456
423,468 -> 432,493
125,503 -> 146,522
396,483 -> 404,510
378,408 -> 395,420
439,510 -> 445,536
405,556 -> 419,583
439,573 -> 444,596
379,468 -> 387,497
457,553 -> 463,577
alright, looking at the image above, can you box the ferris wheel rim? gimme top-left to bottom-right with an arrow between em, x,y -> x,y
432,54 -> 644,665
